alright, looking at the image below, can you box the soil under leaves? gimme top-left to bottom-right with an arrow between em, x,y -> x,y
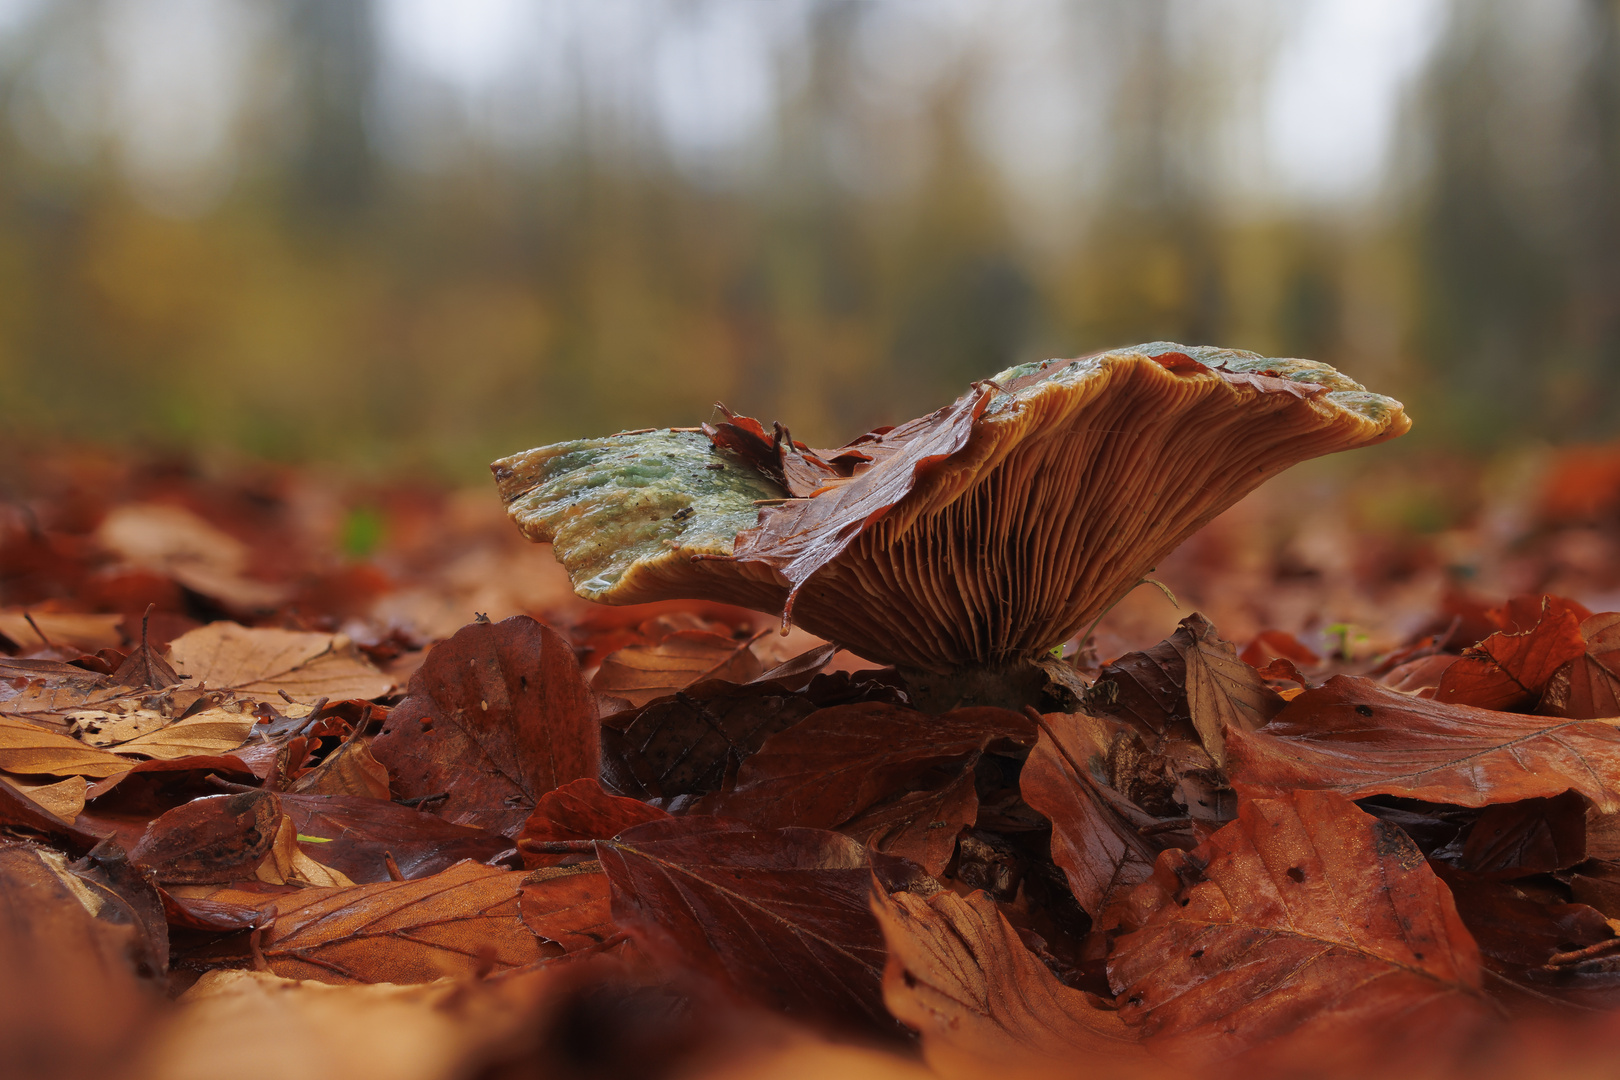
9,442 -> 1620,1080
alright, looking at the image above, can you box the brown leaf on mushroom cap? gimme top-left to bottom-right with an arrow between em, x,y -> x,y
1227,675 -> 1620,810
371,615 -> 598,836
256,860 -> 544,984
872,885 -> 1140,1079
1107,789 -> 1488,1060
496,343 -> 1408,670
596,816 -> 935,1034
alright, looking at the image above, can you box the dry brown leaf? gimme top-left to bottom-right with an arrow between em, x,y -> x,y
255,815 -> 355,888
591,628 -> 766,708
258,860 -> 543,983
112,707 -> 259,760
872,885 -> 1140,1079
71,706 -> 172,746
1107,789 -> 1490,1061
1170,612 -> 1285,764
167,622 -> 392,704
287,735 -> 391,799
0,715 -> 132,777
0,609 -> 125,653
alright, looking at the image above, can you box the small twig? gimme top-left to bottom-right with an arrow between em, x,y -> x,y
22,611 -> 54,649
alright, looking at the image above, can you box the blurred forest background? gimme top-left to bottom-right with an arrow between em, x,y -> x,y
0,0 -> 1617,477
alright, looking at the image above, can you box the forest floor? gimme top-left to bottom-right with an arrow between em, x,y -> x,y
6,437 -> 1620,1080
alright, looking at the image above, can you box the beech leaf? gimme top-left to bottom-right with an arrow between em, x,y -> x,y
166,622 -> 392,704
1107,789 -> 1488,1059
591,628 -> 766,708
872,885 -> 1140,1078
372,616 -> 598,835
596,816 -> 935,1033
257,860 -> 545,984
1227,675 -> 1620,811
1436,601 -> 1587,711
516,777 -> 670,870
519,860 -> 617,952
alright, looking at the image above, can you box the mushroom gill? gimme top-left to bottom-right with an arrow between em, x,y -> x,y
493,343 -> 1408,680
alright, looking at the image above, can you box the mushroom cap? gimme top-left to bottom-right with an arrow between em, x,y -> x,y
493,343 -> 1409,671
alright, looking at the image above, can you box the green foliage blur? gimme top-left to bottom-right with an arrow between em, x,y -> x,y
1,0 -> 1617,478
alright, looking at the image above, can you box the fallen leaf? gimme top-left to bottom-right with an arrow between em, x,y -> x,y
1228,675 -> 1620,810
1019,710 -> 1183,917
516,777 -> 670,870
1539,611 -> 1620,720
600,679 -> 820,800
597,816 -> 935,1033
1436,601 -> 1587,711
255,814 -> 356,887
1240,630 -> 1321,669
698,703 -> 1035,875
873,885 -> 1139,1078
0,842 -> 158,1080
96,502 -> 289,611
167,621 -> 392,704
1458,791 -> 1587,877
280,792 -> 512,883
519,860 -> 617,951
371,615 -> 598,835
287,734 -> 391,799
4,773 -> 89,822
140,967 -> 542,1080
111,706 -> 259,759
592,628 -> 766,708
1107,789 -> 1488,1059
257,859 -> 544,983
1170,613 -> 1284,764
0,715 -> 132,777
1434,863 -> 1620,1012
129,789 -> 282,884
0,609 -> 125,653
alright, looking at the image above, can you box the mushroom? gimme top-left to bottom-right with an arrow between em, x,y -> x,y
493,342 -> 1408,709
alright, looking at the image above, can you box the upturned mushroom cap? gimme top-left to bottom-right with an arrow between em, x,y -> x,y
493,343 -> 1409,672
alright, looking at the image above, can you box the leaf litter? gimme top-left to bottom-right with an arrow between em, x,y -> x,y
16,443 -> 1620,1078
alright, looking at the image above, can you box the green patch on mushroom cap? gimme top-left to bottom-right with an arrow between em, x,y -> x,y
492,429 -> 784,601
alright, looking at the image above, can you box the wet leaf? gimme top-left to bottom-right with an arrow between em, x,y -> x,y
1539,611 -> 1620,720
257,860 -> 544,983
597,816 -> 935,1033
872,885 -> 1138,1077
1107,789 -> 1488,1059
167,621 -> 392,704
725,383 -> 994,614
1457,791 -> 1587,877
372,616 -> 598,835
1433,863 -> 1620,1012
1228,675 -> 1620,810
592,628 -> 766,708
516,777 -> 669,870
